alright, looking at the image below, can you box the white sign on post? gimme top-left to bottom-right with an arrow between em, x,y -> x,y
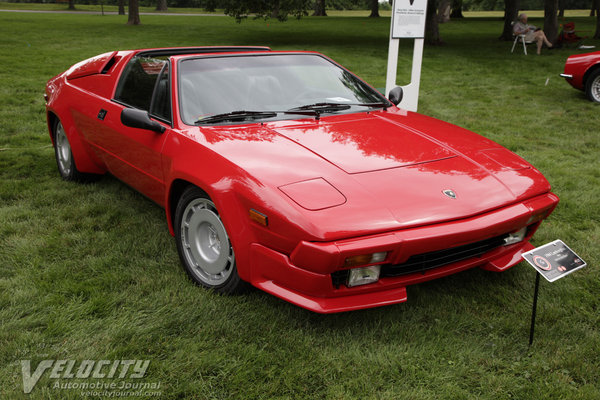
386,0 -> 428,112
391,0 -> 428,39
522,240 -> 586,282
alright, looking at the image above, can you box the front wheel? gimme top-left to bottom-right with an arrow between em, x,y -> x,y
174,187 -> 247,294
585,69 -> 600,103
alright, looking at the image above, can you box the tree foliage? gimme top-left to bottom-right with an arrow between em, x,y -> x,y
223,0 -> 311,22
463,0 -> 589,11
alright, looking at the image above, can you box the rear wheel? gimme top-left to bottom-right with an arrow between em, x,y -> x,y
585,69 -> 600,103
53,120 -> 100,182
174,187 -> 246,294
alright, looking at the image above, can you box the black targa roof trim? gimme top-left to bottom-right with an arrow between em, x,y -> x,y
134,47 -> 272,58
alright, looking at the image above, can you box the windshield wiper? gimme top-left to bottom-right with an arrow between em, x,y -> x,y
194,102 -> 386,125
195,110 -> 278,125
287,101 -> 390,115
349,101 -> 390,109
287,102 -> 352,112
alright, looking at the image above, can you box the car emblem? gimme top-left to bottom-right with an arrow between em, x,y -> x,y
442,189 -> 457,199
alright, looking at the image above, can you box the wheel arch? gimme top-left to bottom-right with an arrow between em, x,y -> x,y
46,107 -> 106,175
583,63 -> 600,89
47,111 -> 59,145
166,178 -> 203,235
166,175 -> 258,283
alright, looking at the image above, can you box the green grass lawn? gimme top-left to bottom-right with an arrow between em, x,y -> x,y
1,10 -> 599,399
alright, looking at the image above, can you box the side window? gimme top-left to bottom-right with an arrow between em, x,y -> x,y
114,56 -> 167,111
149,63 -> 171,123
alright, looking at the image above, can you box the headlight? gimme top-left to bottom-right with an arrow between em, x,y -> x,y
347,265 -> 381,287
503,227 -> 527,245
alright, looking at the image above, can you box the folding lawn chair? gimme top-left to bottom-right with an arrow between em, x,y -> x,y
511,21 -> 534,55
556,22 -> 586,48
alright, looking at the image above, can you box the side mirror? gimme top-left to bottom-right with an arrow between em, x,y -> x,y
121,108 -> 165,133
388,87 -> 403,106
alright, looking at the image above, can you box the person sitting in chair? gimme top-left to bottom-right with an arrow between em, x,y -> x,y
513,14 -> 553,55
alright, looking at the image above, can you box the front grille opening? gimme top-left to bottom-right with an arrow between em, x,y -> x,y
331,232 -> 516,288
380,234 -> 507,278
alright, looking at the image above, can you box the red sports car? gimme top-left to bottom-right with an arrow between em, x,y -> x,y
560,50 -> 600,102
45,47 -> 558,313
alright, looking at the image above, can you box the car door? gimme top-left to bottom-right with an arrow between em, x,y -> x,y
86,55 -> 172,205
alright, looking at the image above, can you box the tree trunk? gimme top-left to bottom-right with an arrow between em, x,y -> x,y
592,0 -> 598,17
127,0 -> 141,25
312,0 -> 326,16
543,0 -> 559,44
500,0 -> 519,41
450,0 -> 464,18
68,0 -> 75,10
156,0 -> 167,12
369,0 -> 379,18
558,0 -> 564,17
118,0 -> 125,15
271,0 -> 280,19
204,0 -> 216,12
426,0 -> 441,44
595,0 -> 600,38
438,0 -> 451,22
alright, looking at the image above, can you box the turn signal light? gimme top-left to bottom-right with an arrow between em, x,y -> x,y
249,209 -> 268,226
344,252 -> 387,268
527,208 -> 551,225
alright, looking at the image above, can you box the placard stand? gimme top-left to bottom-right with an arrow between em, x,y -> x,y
385,39 -> 424,112
529,272 -> 541,346
385,0 -> 428,112
522,239 -> 586,346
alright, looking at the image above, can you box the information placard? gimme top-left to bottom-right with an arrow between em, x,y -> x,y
391,0 -> 428,39
522,240 -> 586,282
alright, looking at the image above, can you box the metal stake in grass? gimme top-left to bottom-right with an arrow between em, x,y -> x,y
529,272 -> 541,346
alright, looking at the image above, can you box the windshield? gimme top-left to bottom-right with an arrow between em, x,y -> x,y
178,54 -> 387,125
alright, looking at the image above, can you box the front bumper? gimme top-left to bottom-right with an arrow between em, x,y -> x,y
249,192 -> 558,313
560,71 -> 582,90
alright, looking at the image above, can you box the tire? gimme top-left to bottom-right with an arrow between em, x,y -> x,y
53,120 -> 100,182
585,69 -> 600,103
174,186 -> 247,294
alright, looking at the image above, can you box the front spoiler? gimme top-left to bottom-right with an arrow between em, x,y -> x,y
250,241 -> 533,313
248,192 -> 558,313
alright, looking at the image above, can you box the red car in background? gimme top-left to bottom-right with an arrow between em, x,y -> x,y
560,50 -> 600,102
45,47 -> 558,313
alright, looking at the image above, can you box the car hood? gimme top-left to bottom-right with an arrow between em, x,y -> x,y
272,114 -> 456,174
189,110 -> 551,238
